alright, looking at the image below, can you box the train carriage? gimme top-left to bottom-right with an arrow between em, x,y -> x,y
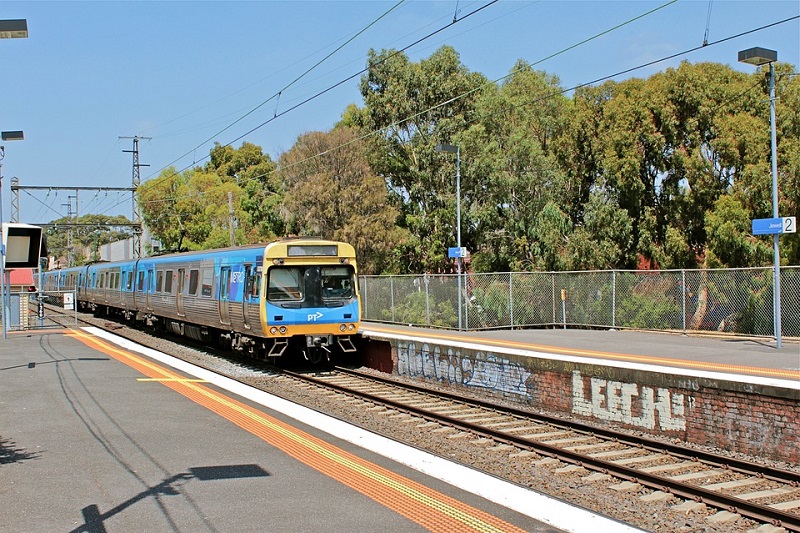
139,244 -> 266,345
40,238 -> 360,363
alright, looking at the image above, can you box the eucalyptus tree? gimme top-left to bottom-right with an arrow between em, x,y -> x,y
138,143 -> 275,251
359,45 -> 488,273
460,60 -> 570,272
277,126 -> 408,275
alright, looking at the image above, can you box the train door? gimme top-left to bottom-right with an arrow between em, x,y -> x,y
219,267 -> 231,325
146,268 -> 155,311
242,264 -> 253,330
176,268 -> 186,317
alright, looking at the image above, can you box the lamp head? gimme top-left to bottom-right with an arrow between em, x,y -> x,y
738,47 -> 777,66
435,143 -> 458,154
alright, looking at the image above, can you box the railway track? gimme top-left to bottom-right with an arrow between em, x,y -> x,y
273,369 -> 800,532
51,311 -> 800,532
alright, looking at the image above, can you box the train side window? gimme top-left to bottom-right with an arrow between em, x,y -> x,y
125,271 -> 133,291
137,271 -> 145,291
114,272 -> 120,289
188,269 -> 199,296
251,273 -> 261,298
244,266 -> 252,297
164,270 -> 174,294
156,271 -> 164,293
220,267 -> 231,300
177,268 -> 186,295
201,269 -> 213,297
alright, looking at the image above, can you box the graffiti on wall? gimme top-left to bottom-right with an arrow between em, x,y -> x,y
572,371 -> 686,431
396,341 -> 533,400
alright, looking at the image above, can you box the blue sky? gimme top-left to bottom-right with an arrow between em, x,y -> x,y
1,1 -> 798,224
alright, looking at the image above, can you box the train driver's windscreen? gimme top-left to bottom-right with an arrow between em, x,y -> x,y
321,266 -> 354,299
267,267 -> 303,301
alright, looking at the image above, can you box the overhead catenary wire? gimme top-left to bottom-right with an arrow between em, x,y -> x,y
108,12 -> 798,215
703,0 -> 714,46
150,0 -> 408,178
146,0 -> 501,183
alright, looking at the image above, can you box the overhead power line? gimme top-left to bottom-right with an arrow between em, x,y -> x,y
151,0 -> 408,179
120,11 -> 798,215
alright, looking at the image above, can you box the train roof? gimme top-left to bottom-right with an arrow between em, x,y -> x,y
43,238 -> 356,270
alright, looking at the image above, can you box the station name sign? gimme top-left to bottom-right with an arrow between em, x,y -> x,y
752,217 -> 796,236
447,247 -> 467,258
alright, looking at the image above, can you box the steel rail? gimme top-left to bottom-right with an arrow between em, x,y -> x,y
295,367 -> 799,531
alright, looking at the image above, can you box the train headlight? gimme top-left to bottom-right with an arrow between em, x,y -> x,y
339,324 -> 347,332
279,326 -> 287,334
348,324 -> 356,331
269,327 -> 278,335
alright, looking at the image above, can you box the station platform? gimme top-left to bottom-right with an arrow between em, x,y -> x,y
360,322 -> 800,383
0,328 -> 640,533
358,323 -> 800,464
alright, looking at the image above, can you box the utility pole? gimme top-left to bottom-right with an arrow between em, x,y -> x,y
62,195 -> 76,266
228,191 -> 236,247
120,135 -> 151,258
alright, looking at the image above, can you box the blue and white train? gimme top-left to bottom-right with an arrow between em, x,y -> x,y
42,238 -> 360,363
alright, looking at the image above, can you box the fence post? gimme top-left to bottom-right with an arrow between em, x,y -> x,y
424,274 -> 430,327
464,274 -> 469,330
390,276 -> 395,323
509,272 -> 514,328
611,270 -> 616,330
681,269 -> 686,335
361,277 -> 367,321
551,274 -> 556,326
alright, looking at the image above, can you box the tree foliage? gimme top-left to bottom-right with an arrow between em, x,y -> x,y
50,47 -> 798,276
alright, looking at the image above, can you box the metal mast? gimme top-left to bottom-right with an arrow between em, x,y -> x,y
120,135 -> 150,258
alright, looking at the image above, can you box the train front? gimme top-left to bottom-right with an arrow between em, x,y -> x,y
260,239 -> 360,363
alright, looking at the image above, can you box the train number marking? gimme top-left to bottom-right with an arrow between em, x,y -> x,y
308,312 -> 323,321
231,272 -> 245,283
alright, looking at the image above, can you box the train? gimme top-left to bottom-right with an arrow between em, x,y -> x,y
42,238 -> 360,363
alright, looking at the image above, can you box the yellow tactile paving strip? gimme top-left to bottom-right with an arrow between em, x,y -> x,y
68,330 -> 527,533
364,325 -> 800,381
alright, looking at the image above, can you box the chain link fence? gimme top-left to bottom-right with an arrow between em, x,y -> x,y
360,266 -> 800,338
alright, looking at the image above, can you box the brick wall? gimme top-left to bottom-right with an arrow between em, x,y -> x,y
361,336 -> 800,464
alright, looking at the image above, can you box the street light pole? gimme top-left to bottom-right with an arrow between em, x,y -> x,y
0,150 -> 7,339
738,47 -> 781,349
0,19 -> 29,338
435,143 -> 463,330
455,147 -> 462,331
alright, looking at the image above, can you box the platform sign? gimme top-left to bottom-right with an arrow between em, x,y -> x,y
63,293 -> 74,311
447,247 -> 467,258
752,217 -> 796,235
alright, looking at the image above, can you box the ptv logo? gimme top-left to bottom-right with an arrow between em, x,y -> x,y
307,312 -> 323,322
